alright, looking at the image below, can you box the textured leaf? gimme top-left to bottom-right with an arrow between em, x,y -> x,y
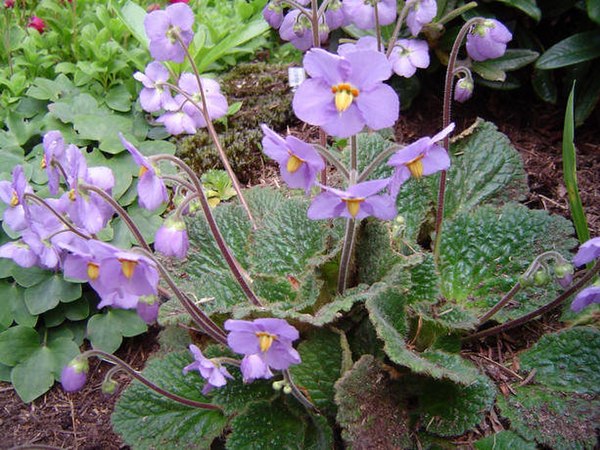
24,274 -> 82,315
536,31 -> 600,69
289,329 -> 344,418
474,431 -> 536,449
519,327 -> 599,395
225,399 -> 306,450
588,0 -> 600,24
354,219 -> 400,285
334,355 -> 412,449
112,352 -> 227,449
87,309 -> 147,353
497,385 -> 599,449
440,203 -> 576,321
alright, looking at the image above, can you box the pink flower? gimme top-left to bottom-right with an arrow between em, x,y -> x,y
28,16 -> 46,33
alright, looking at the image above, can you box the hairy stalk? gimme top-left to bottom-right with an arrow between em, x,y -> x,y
79,184 -> 152,252
80,349 -> 222,410
161,173 -> 196,192
358,144 -> 402,182
463,262 -> 600,342
313,144 -> 350,180
283,369 -> 319,413
437,1 -> 478,26
150,154 -> 263,308
433,17 -> 484,263
22,193 -> 91,240
386,0 -> 414,57
174,34 -> 256,229
374,2 -> 383,52
478,282 -> 522,325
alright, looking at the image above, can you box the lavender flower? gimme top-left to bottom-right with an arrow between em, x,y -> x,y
262,1 -> 284,29
406,0 -> 437,36
61,357 -> 89,393
571,286 -> 600,312
466,19 -> 512,61
388,123 -> 455,194
0,241 -> 38,268
337,36 -> 379,56
42,130 -> 67,195
154,217 -> 189,258
183,345 -> 233,394
144,3 -> 194,63
120,134 -> 168,210
307,179 -> 397,220
177,73 -> 228,127
573,237 -> 600,267
0,165 -> 32,233
293,48 -> 399,138
156,107 -> 198,135
389,39 -> 430,78
260,124 -> 325,193
225,318 -> 301,381
454,77 -> 474,103
279,9 -> 326,51
134,62 -> 177,112
342,0 -> 396,30
325,0 -> 346,30
137,296 -> 160,324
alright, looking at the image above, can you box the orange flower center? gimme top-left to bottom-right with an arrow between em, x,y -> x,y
256,331 -> 277,352
405,154 -> 425,178
119,258 -> 138,279
342,197 -> 365,218
331,83 -> 360,112
286,152 -> 305,173
87,262 -> 100,280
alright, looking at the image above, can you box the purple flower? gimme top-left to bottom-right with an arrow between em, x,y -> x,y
183,345 -> 233,394
119,134 -> 168,210
466,19 -> 512,62
42,130 -> 67,195
571,286 -> 600,312
573,237 -> 600,267
262,1 -> 284,29
307,179 -> 397,220
325,0 -> 347,30
406,0 -> 437,36
279,9 -> 326,51
389,39 -> 430,78
388,123 -> 455,194
61,357 -> 88,393
0,165 -> 32,233
157,108 -> 198,135
137,296 -> 160,324
293,48 -> 399,138
337,36 -> 379,57
225,318 -> 301,380
260,124 -> 325,193
154,217 -> 189,258
0,241 -> 38,268
144,3 -> 194,63
134,62 -> 177,112
454,77 -> 474,103
342,0 -> 396,30
177,73 -> 228,126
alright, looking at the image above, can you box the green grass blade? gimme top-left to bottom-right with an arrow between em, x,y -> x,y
562,82 -> 591,244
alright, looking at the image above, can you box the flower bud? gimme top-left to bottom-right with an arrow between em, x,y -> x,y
454,77 -> 474,103
27,16 -> 46,33
61,357 -> 89,393
102,378 -> 118,395
4,0 -> 15,8
533,270 -> 550,286
283,385 -> 292,395
136,295 -> 160,324
154,217 -> 189,259
272,380 -> 285,391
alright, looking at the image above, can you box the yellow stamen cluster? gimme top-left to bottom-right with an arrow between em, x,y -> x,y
405,154 -> 425,178
256,331 -> 277,352
331,83 -> 360,113
10,191 -> 19,207
119,258 -> 138,279
87,262 -> 100,280
68,189 -> 77,201
343,197 -> 365,218
139,166 -> 148,178
41,155 -> 47,169
286,152 -> 305,173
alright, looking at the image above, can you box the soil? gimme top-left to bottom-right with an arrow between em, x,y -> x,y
0,81 -> 598,449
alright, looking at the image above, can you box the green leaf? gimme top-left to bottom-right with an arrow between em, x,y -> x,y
562,83 -> 590,243
87,309 -> 147,353
587,0 -> 600,24
11,265 -> 51,287
225,399 -> 306,450
73,113 -> 133,153
518,327 -> 599,395
574,60 -> 600,126
4,283 -> 37,327
24,275 -> 82,315
0,325 -> 39,366
106,85 -> 132,112
532,68 -> 557,103
11,346 -> 55,403
496,0 -> 541,21
334,355 -> 412,449
114,1 -> 149,47
289,329 -> 344,418
472,49 -> 539,76
497,385 -> 599,449
440,203 -> 576,321
474,431 -> 536,449
536,31 -> 600,70
112,351 -> 227,449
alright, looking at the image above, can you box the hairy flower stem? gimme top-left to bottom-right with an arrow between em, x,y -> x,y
79,184 -> 152,253
374,2 -> 383,52
151,154 -> 263,308
80,349 -> 222,410
358,144 -> 402,183
478,283 -> 522,325
385,0 -> 413,57
136,247 -> 227,344
337,136 -> 359,294
313,144 -> 350,180
283,369 -> 319,413
433,17 -> 484,264
22,193 -> 92,240
174,34 -> 256,230
463,262 -> 600,342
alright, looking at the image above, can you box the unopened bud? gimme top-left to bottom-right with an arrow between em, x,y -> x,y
283,385 -> 292,395
102,378 -> 118,395
272,380 -> 285,391
533,270 -> 550,286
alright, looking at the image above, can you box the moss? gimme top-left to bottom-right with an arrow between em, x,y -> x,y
176,62 -> 297,183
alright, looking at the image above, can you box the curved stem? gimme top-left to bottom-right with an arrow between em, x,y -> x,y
478,282 -> 522,325
151,154 -> 263,308
433,18 -> 484,264
23,193 -> 91,240
283,369 -> 319,413
175,192 -> 200,218
81,349 -> 222,410
79,184 -> 151,252
313,144 -> 350,180
174,34 -> 256,230
161,173 -> 196,192
463,262 -> 600,342
358,144 -> 402,183
386,0 -> 414,58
